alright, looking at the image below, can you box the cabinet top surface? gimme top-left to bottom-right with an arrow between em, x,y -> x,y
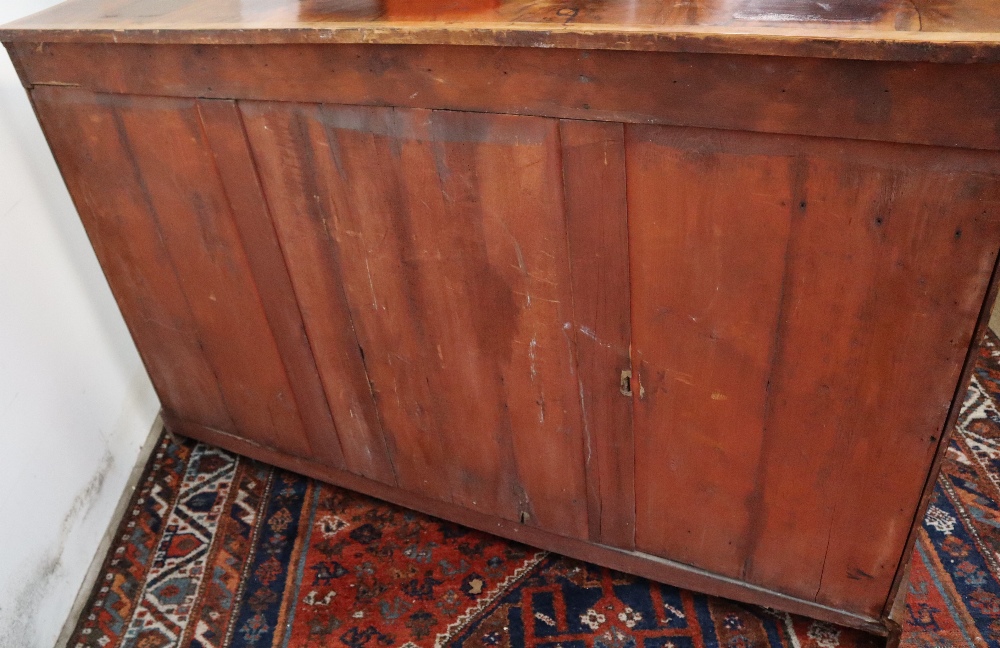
5,0 -> 1000,62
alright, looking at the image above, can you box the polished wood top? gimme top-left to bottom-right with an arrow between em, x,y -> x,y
5,0 -> 1000,62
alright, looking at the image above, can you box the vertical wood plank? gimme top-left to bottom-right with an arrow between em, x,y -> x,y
627,125 -> 793,575
241,102 -> 591,539
738,146 -> 1000,613
195,98 -> 347,469
90,90 -> 317,458
31,85 -> 235,433
465,110 -> 589,538
561,120 -> 635,549
626,123 -> 1000,615
236,101 -> 398,485
880,240 -> 1000,618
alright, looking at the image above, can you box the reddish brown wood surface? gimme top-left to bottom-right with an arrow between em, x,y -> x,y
196,98 -> 346,468
199,98 -> 396,483
881,235 -> 1000,618
748,139 -> 1000,615
627,124 -> 1000,616
31,86 -> 235,435
32,86 -> 321,460
241,102 -> 591,539
8,0 -> 1000,63
229,99 -> 399,485
12,43 -> 1000,153
627,125 -> 792,583
560,120 -> 635,549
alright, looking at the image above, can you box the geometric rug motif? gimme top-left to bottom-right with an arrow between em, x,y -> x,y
69,333 -> 1000,648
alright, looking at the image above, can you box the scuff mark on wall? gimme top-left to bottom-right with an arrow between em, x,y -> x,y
0,363 -> 157,648
0,448 -> 114,648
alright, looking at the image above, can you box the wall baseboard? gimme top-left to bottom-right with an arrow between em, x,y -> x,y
54,413 -> 164,648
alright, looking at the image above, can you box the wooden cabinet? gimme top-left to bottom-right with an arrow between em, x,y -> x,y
8,0 -> 1000,642
246,103 -> 595,537
627,126 -> 1000,612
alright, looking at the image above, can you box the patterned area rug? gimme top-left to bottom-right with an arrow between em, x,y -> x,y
68,333 -> 1000,648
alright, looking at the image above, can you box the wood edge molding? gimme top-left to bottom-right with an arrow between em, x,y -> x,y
5,24 -> 1000,64
161,411 -> 889,637
879,245 -> 1000,620
12,43 -> 1000,152
3,41 -> 33,89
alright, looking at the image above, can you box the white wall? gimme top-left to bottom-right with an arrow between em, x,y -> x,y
0,2 -> 161,646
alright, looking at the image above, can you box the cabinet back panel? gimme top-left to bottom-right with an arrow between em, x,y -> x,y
241,102 -> 594,539
33,86 -> 236,435
627,124 -> 1000,615
32,87 -> 343,463
197,99 -> 350,468
30,81 -> 1000,623
218,100 -> 397,485
627,125 -> 794,586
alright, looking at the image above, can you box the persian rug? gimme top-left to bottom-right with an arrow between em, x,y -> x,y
67,333 -> 1000,648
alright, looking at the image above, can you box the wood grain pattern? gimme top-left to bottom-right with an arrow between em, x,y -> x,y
112,94 -> 320,459
241,102 -> 591,539
233,100 -> 398,485
627,125 -> 793,581
627,124 -> 1000,616
560,120 -> 635,549
196,98 -> 347,468
12,43 -> 1000,153
779,143 -> 1000,615
880,235 -> 1000,618
33,86 -> 322,459
7,0 -> 1000,63
31,86 -> 236,435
